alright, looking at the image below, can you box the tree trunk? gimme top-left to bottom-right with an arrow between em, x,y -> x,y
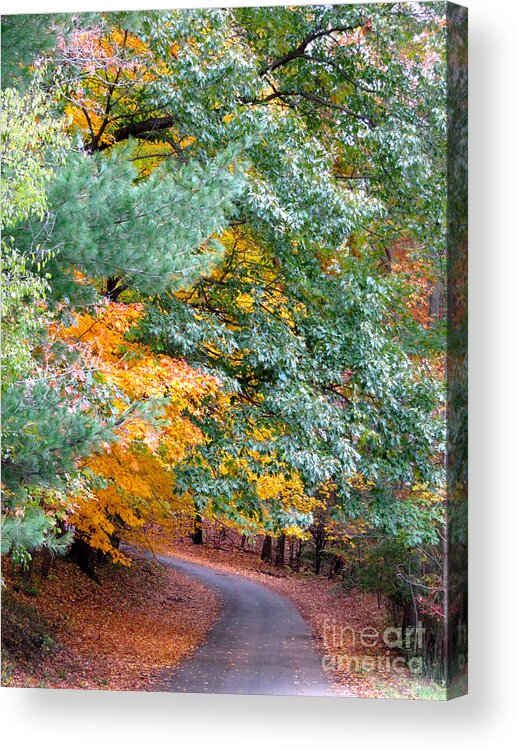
328,555 -> 343,579
70,536 -> 100,582
260,534 -> 272,563
294,539 -> 304,571
41,547 -> 52,578
289,540 -> 296,568
105,276 -> 127,301
192,512 -> 203,545
275,533 -> 286,567
312,519 -> 326,575
428,279 -> 445,320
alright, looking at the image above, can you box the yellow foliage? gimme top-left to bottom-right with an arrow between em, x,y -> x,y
55,301 -> 220,561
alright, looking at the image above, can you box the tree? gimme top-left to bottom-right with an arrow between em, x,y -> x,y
1,83 -> 104,566
54,301 -> 220,564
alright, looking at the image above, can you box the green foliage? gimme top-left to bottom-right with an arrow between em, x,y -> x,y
1,508 -> 50,563
1,380 -> 111,493
354,538 -> 413,605
0,246 -> 49,382
143,246 -> 444,531
12,141 -> 246,302
1,83 -> 111,563
1,84 -> 65,382
0,84 -> 69,228
1,506 -> 72,568
1,14 -> 60,88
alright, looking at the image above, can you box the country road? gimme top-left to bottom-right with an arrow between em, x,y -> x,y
156,554 -> 336,697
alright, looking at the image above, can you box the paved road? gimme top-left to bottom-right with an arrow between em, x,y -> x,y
156,554 -> 334,696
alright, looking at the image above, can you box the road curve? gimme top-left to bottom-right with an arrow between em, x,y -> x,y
156,554 -> 335,697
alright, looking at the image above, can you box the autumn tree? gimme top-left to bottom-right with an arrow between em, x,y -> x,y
53,302 -> 221,564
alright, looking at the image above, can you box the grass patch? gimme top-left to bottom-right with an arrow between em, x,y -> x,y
375,675 -> 447,700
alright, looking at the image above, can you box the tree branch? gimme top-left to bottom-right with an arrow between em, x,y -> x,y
259,24 -> 364,76
247,88 -> 375,128
91,114 -> 177,152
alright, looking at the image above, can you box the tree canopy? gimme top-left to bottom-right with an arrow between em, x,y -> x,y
1,4 -> 447,609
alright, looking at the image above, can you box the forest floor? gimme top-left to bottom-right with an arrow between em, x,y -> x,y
1,548 -> 219,691
1,533 -> 445,699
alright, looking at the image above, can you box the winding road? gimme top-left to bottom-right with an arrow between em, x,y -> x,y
156,554 -> 335,697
